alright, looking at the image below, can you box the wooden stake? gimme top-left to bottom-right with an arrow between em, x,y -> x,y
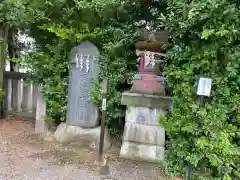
98,78 -> 108,163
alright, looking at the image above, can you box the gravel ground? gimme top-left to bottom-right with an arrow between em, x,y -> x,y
0,117 -> 166,180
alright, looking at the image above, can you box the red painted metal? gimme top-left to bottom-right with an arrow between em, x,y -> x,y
131,52 -> 165,95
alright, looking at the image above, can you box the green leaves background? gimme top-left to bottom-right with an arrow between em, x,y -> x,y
159,0 -> 240,179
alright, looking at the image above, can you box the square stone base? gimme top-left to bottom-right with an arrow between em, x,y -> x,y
120,91 -> 170,163
35,120 -> 48,134
123,122 -> 165,146
120,141 -> 164,162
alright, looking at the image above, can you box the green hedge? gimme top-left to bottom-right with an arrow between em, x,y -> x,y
159,0 -> 240,179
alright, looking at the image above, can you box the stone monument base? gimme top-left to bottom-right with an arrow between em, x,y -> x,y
54,123 -> 111,151
120,92 -> 171,162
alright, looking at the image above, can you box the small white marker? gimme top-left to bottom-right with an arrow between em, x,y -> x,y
197,77 -> 212,97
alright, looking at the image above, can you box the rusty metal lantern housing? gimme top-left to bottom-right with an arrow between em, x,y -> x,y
130,31 -> 168,95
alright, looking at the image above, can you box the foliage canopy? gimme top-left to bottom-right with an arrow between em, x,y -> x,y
3,1 -> 239,179
21,0 -> 167,135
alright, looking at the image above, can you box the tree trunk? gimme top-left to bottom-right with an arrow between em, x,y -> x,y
8,27 -> 18,71
0,24 -> 9,117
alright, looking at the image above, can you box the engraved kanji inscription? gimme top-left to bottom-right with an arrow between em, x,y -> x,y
66,41 -> 100,127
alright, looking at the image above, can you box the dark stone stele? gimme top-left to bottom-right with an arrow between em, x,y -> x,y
67,41 -> 100,128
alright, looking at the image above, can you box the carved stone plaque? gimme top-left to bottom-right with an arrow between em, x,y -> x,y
67,41 -> 100,128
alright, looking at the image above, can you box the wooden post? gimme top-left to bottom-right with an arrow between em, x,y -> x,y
98,78 -> 108,163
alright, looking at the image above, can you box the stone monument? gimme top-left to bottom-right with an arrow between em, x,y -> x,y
55,41 -> 111,150
120,31 -> 171,162
66,41 -> 99,128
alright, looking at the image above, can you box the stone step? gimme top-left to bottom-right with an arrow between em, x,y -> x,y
120,141 -> 164,162
123,122 -> 165,146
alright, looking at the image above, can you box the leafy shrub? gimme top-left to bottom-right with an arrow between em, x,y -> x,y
90,26 -> 137,136
20,40 -> 71,123
20,0 -> 167,136
159,0 -> 240,179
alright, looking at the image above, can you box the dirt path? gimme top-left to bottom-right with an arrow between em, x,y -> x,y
0,117 -> 166,180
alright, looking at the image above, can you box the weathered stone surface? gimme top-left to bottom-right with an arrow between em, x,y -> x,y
12,79 -> 23,112
22,84 -> 33,113
120,91 -> 169,163
67,41 -> 100,128
126,106 -> 165,126
121,91 -> 171,109
120,141 -> 164,162
4,79 -> 12,111
35,120 -> 48,134
123,122 -> 165,146
54,123 -> 111,150
32,85 -> 38,118
35,87 -> 48,134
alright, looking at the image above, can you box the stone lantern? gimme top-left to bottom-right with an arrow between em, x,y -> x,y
120,31 -> 171,162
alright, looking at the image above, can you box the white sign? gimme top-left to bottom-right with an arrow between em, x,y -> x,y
102,98 -> 107,111
197,77 -> 212,97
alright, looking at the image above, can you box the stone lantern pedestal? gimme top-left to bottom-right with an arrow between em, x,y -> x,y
120,92 -> 171,162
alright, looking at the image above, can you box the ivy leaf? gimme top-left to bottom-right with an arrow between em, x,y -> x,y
201,29 -> 214,39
